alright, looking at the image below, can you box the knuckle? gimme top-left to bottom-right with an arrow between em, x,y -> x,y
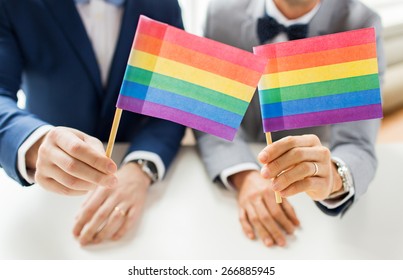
68,141 -> 83,154
34,173 -> 43,184
91,156 -> 102,169
64,159 -> 77,173
320,147 -> 331,160
292,148 -> 304,158
271,160 -> 281,173
110,212 -> 121,223
271,208 -> 281,219
302,162 -> 312,174
68,177 -> 83,190
308,134 -> 321,145
37,143 -> 48,157
279,171 -> 290,185
250,216 -> 259,224
92,173 -> 104,185
97,211 -> 108,221
47,128 -> 60,142
79,210 -> 94,222
304,177 -> 314,186
283,136 -> 295,146
260,213 -> 271,223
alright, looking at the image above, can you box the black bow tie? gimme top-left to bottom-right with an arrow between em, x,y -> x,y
257,15 -> 308,43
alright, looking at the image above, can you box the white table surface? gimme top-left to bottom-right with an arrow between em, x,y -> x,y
0,143 -> 402,260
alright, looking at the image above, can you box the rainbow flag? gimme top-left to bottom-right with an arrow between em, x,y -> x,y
253,28 -> 383,132
116,16 -> 267,140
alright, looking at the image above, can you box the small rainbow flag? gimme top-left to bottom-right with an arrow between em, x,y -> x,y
253,28 -> 383,132
116,16 -> 267,140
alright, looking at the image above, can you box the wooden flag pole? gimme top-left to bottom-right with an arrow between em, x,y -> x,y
106,108 -> 123,158
265,132 -> 282,203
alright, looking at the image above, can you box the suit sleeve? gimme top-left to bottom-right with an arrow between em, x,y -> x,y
195,128 -> 258,182
123,0 -> 186,174
0,2 -> 49,186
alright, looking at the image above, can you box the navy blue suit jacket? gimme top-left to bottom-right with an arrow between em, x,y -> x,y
0,0 -> 185,185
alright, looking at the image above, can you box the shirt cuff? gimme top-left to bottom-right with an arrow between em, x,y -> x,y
219,163 -> 260,191
17,125 -> 54,184
318,182 -> 355,210
122,151 -> 165,182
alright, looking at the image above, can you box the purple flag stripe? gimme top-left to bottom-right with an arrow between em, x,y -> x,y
263,104 -> 383,132
118,95 -> 237,140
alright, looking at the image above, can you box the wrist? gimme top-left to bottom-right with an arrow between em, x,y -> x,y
327,157 -> 354,200
123,162 -> 152,188
129,159 -> 158,186
26,134 -> 46,170
330,163 -> 343,195
229,170 -> 258,192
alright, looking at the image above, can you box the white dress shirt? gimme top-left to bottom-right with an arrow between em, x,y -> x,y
17,0 -> 165,183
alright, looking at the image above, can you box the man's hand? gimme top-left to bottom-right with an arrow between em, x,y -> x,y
230,170 -> 300,247
26,127 -> 118,195
258,135 -> 343,201
72,162 -> 151,246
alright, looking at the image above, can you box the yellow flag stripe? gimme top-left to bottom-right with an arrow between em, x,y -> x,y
259,58 -> 379,89
128,50 -> 255,102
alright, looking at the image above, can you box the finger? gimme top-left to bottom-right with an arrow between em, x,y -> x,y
44,163 -> 98,192
35,175 -> 87,196
50,147 -> 117,189
258,135 -> 321,164
254,199 -> 286,246
93,205 -> 127,244
272,161 -> 322,192
73,188 -> 109,237
279,177 -> 321,198
112,205 -> 142,241
281,199 -> 300,227
261,146 -> 324,179
239,207 -> 255,240
83,135 -> 106,154
263,190 -> 296,235
244,203 -> 274,247
49,128 -> 117,175
78,196 -> 119,246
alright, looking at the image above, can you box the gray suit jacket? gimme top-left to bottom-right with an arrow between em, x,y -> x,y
195,0 -> 385,215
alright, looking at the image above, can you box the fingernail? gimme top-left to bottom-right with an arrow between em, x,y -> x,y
261,167 -> 270,178
258,152 -> 268,163
248,233 -> 255,240
107,163 -> 116,173
264,238 -> 273,247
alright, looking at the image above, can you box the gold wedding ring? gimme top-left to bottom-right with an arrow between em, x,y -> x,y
312,162 -> 319,177
114,206 -> 126,217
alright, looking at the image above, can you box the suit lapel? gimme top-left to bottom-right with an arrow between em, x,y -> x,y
42,0 -> 103,95
103,0 -> 140,113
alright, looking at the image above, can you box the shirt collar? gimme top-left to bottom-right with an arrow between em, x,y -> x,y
74,0 -> 125,6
